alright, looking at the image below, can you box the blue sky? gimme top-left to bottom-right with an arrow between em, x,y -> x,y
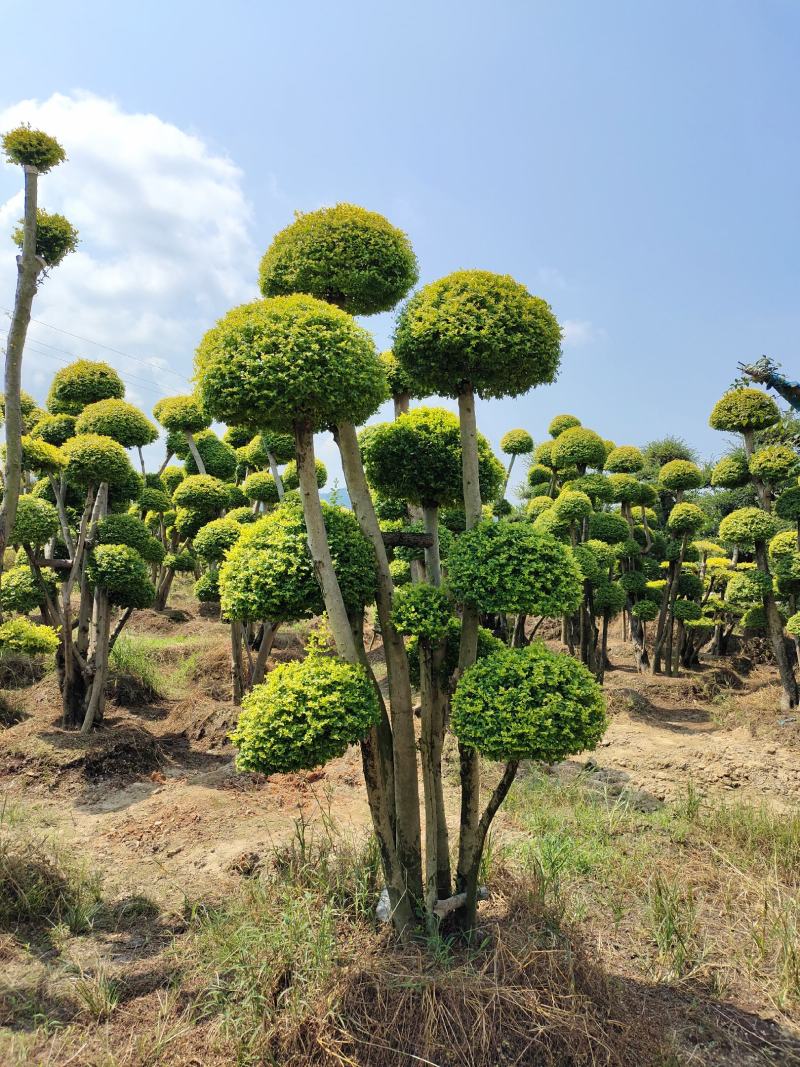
1,0 -> 798,489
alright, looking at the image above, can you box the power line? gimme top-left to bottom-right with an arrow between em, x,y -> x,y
0,330 -> 173,401
0,307 -> 191,384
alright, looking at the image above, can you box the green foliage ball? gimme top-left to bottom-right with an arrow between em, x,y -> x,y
11,495 -> 59,545
726,568 -> 774,606
667,502 -> 707,536
749,444 -> 798,484
172,474 -> 229,516
785,613 -> 800,638
0,565 -> 54,615
231,648 -> 380,774
220,502 -> 375,623
548,414 -> 581,438
194,517 -> 242,563
0,617 -> 59,656
390,584 -> 453,641
587,510 -> 629,545
709,388 -> 780,434
20,435 -> 64,476
718,507 -> 778,547
13,209 -> 78,267
526,463 -> 552,489
673,599 -> 703,623
380,350 -> 417,400
196,295 -> 386,433
195,569 -> 220,603
183,430 -> 238,480
61,433 -> 135,489
75,398 -> 157,449
594,581 -> 626,616
552,489 -> 593,524
447,520 -> 582,616
152,395 -> 209,434
96,513 -> 152,556
500,428 -> 534,456
163,549 -> 196,573
47,360 -> 124,416
2,126 -> 66,171
393,270 -> 561,400
551,427 -> 606,472
138,487 -> 171,514
89,544 -> 155,608
259,204 -> 418,316
282,457 -> 328,492
526,495 -> 554,520
30,413 -> 76,447
711,453 -> 750,489
604,445 -> 644,474
775,486 -> 800,523
658,459 -> 704,492
360,407 -> 502,508
161,466 -> 185,495
451,642 -> 606,761
240,471 -> 278,506
631,598 -> 660,622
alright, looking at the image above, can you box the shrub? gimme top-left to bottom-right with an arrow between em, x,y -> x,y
152,395 -> 209,433
587,510 -> 629,545
360,407 -> 503,507
718,507 -> 779,547
749,444 -> 798,484
572,539 -> 615,584
667,502 -> 707,536
393,270 -> 561,399
20,435 -> 64,475
230,648 -> 380,774
551,427 -> 606,471
61,434 -> 136,489
172,474 -> 229,515
11,495 -> 59,545
0,565 -> 54,615
451,643 -> 606,761
726,569 -> 774,605
196,295 -> 386,432
604,445 -> 644,473
709,388 -> 781,433
563,473 -> 614,503
74,398 -> 157,449
29,413 -> 76,447
775,486 -> 800,523
631,598 -> 660,621
551,489 -> 593,524
500,428 -> 534,455
161,466 -> 185,495
88,545 -> 155,608
184,429 -> 238,479
47,360 -> 124,416
548,414 -> 581,438
195,569 -> 221,603
2,126 -> 65,171
390,584 -> 453,641
447,520 -> 582,616
594,581 -> 626,616
13,210 -> 78,267
194,517 -> 242,563
163,550 -> 196,573
659,460 -> 704,492
526,463 -> 552,489
282,457 -> 328,492
259,203 -> 418,316
0,617 -> 59,656
139,486 -> 171,513
786,613 -> 800,638
96,513 -> 152,555
673,599 -> 703,622
527,495 -> 554,519
711,453 -> 750,488
242,470 -> 280,505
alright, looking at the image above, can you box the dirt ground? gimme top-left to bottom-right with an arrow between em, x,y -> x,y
1,595 -> 798,1065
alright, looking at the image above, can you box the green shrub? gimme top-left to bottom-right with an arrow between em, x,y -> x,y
548,414 -> 581,438
500,428 -> 534,455
551,427 -> 606,471
749,445 -> 798,484
61,433 -> 136,489
2,126 -> 65,171
451,642 -> 606,761
447,520 -> 582,616
709,388 -> 780,434
152,394 -> 209,433
604,445 -> 644,473
11,495 -> 59,545
231,648 -> 380,774
47,360 -> 124,416
75,399 -> 157,449
659,460 -> 704,492
390,584 -> 453,641
242,469 -> 280,505
718,507 -> 779,547
711,453 -> 750,489
0,565 -> 55,615
587,510 -> 629,545
30,412 -> 76,447
89,545 -> 155,608
13,209 -> 78,266
96,513 -> 152,555
184,429 -> 238,479
195,569 -> 220,603
0,618 -> 59,656
667,502 -> 706,536
194,517 -> 242,563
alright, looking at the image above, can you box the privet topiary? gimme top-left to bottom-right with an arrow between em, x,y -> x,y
390,584 -> 453,641
709,388 -> 780,434
451,642 -> 606,761
230,646 -> 380,774
500,428 -> 534,456
447,520 -> 582,616
47,360 -> 124,416
718,507 -> 779,547
548,414 -> 581,438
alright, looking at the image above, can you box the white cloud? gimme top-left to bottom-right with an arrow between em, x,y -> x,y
0,91 -> 258,424
562,319 -> 603,348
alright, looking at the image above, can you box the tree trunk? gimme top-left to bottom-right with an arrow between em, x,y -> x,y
0,166 -> 41,575
334,420 -> 423,918
249,620 -> 278,688
755,541 -> 798,709
184,432 -> 206,475
267,451 -> 285,501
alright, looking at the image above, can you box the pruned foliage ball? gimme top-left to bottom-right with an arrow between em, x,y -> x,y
47,360 -> 124,416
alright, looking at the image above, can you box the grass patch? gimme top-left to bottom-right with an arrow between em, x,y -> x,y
0,801 -> 103,936
108,632 -> 214,704
505,769 -> 800,1011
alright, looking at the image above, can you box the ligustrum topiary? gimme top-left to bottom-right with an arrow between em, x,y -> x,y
551,427 -> 606,474
11,495 -> 59,545
451,642 -> 606,761
230,645 -> 380,774
47,360 -> 124,416
709,388 -> 780,434
548,414 -> 581,438
390,584 -> 453,642
448,520 -> 582,616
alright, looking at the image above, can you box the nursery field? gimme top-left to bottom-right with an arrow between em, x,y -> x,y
0,580 -> 798,1067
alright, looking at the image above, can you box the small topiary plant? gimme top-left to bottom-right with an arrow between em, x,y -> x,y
451,642 -> 606,761
0,617 -> 59,656
604,445 -> 644,473
30,412 -> 76,447
551,427 -> 606,474
709,388 -> 781,435
259,203 -> 418,316
548,414 -> 581,438
47,361 -> 125,416
230,643 -> 381,775
390,584 -> 453,642
13,210 -> 78,267
11,495 -> 60,546
711,452 -> 750,489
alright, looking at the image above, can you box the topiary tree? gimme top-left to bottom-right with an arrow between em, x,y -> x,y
183,429 -> 238,480
499,428 -> 534,498
47,360 -> 124,416
1,127 -> 76,573
548,413 -> 581,438
258,203 -> 418,315
551,426 -> 606,475
75,398 -> 158,474
719,506 -> 796,707
152,395 -> 211,475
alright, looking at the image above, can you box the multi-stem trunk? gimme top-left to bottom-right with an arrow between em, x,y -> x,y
295,418 -> 416,933
0,165 -> 41,576
754,541 -> 798,709
335,420 -> 423,916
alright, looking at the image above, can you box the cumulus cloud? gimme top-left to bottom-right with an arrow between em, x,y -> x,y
0,92 -> 258,417
562,319 -> 603,348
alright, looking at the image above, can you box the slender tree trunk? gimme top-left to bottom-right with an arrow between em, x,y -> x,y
137,446 -> 146,478
249,620 -> 278,688
501,453 -> 515,499
755,541 -> 798,709
267,451 -> 285,501
393,392 -> 410,418
0,166 -> 41,575
184,432 -> 206,476
230,620 -> 245,705
335,420 -> 423,917
455,386 -> 486,929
